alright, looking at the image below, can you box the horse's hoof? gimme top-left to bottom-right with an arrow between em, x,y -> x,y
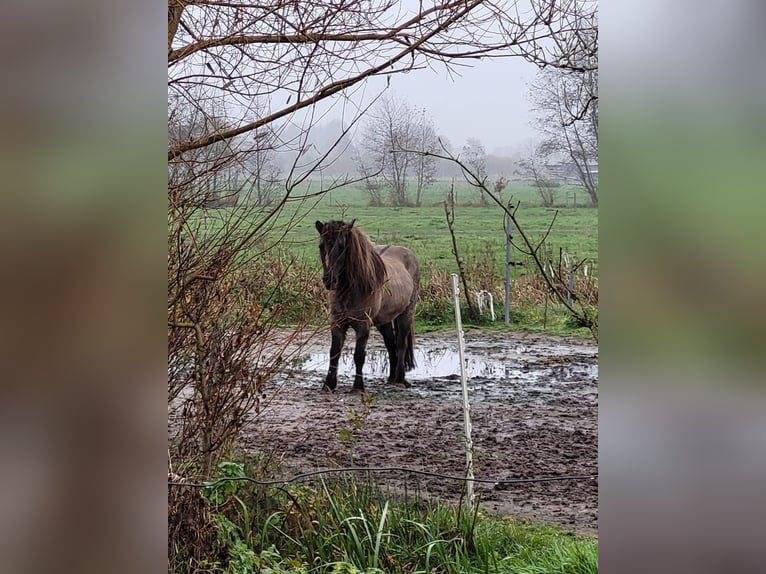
388,379 -> 410,388
322,385 -> 335,393
349,387 -> 364,394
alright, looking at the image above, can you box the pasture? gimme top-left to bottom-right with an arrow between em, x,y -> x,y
196,179 -> 598,333
263,179 -> 597,267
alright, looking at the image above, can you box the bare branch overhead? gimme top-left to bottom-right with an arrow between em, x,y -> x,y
168,0 -> 598,159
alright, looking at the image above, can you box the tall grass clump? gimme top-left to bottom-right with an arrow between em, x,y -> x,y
170,464 -> 598,574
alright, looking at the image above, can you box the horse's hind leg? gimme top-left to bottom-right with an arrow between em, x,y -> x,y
376,322 -> 397,383
324,322 -> 348,391
392,314 -> 412,387
351,323 -> 370,392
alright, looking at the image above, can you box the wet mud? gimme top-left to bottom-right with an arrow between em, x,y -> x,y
242,329 -> 598,534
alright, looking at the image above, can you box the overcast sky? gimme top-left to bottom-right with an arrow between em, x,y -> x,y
333,56 -> 542,157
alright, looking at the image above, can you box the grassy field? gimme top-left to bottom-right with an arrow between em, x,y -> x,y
292,178 -> 591,209
210,179 -> 597,273
192,179 -> 597,334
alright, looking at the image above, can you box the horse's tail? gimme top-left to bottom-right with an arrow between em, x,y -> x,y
404,315 -> 416,372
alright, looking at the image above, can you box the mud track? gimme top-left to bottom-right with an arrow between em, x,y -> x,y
243,329 -> 598,534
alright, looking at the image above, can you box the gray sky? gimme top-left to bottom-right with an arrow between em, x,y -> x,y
343,56 -> 542,157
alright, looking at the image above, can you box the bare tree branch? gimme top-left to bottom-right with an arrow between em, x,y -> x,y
414,147 -> 598,340
169,0 -> 599,159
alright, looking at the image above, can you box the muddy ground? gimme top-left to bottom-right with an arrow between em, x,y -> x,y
242,329 -> 598,534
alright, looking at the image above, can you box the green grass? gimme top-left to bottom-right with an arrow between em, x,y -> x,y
182,180 -> 598,335
289,179 -> 590,210
208,180 -> 597,274
177,464 -> 598,574
278,205 -> 596,273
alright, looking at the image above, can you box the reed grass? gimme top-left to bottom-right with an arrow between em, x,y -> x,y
173,468 -> 598,574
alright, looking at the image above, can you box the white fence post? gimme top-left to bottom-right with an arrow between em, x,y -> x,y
452,274 -> 475,509
563,251 -> 574,306
504,212 -> 512,326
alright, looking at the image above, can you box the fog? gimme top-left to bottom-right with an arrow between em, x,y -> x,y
382,57 -> 541,156
325,56 -> 542,158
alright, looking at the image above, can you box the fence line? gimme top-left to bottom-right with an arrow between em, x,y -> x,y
168,467 -> 597,489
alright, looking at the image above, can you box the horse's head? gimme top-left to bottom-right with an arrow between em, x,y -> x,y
315,219 -> 355,290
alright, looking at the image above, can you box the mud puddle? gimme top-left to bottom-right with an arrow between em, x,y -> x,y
293,346 -> 509,380
284,333 -> 597,405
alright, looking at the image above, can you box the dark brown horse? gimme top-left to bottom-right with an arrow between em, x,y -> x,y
315,219 -> 420,392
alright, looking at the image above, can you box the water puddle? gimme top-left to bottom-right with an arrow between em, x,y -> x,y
286,344 -> 597,402
292,346 -> 522,380
293,343 -> 595,374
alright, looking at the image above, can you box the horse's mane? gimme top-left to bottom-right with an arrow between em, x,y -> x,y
337,224 -> 387,301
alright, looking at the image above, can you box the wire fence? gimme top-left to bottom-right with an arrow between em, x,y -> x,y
168,466 -> 597,489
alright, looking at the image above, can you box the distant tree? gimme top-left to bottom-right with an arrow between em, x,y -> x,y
243,129 -> 282,207
355,95 -> 439,206
530,65 -> 598,205
168,98 -> 239,207
412,108 -> 440,207
517,156 -> 559,207
351,143 -> 386,206
461,138 -> 488,204
434,136 -> 464,179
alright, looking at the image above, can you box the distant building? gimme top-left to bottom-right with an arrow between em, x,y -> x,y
545,161 -> 598,185
513,157 -> 598,188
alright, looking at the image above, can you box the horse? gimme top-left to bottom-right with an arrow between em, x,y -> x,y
315,219 -> 420,392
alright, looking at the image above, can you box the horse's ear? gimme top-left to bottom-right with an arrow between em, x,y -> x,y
315,221 -> 324,233
348,219 -> 356,229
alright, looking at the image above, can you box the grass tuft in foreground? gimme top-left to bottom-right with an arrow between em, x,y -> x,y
170,463 -> 597,573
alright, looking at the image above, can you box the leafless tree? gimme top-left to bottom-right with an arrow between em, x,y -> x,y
516,156 -> 559,207
412,108 -> 440,208
462,137 -> 489,204
242,129 -> 282,207
351,143 -> 386,206
529,20 -> 598,205
355,95 -> 439,206
168,96 -> 239,207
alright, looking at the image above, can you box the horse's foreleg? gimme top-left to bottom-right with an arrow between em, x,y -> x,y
352,324 -> 370,392
376,322 -> 397,383
325,322 -> 348,391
